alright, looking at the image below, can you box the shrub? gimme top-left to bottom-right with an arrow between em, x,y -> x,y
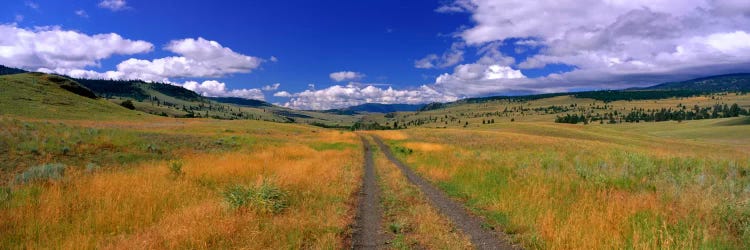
0,187 -> 10,203
120,100 -> 136,110
85,163 -> 100,173
15,163 -> 65,184
168,161 -> 184,178
222,179 -> 288,214
394,146 -> 413,155
254,181 -> 288,213
389,221 -> 405,234
223,184 -> 253,208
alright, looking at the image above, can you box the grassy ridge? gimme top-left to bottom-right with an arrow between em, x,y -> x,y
0,73 -> 143,120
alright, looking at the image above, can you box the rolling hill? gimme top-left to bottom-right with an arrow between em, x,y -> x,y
0,66 -> 360,126
643,73 -> 750,92
0,73 -> 144,120
2,64 -> 749,128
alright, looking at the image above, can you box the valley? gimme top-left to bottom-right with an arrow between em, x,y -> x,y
1,67 -> 749,249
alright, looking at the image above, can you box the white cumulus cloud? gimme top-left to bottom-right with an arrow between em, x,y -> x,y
281,83 -> 456,110
329,71 -> 364,82
113,37 -> 262,82
273,91 -> 293,97
262,83 -> 281,91
434,64 -> 526,97
182,80 -> 265,100
427,0 -> 750,93
0,24 -> 153,71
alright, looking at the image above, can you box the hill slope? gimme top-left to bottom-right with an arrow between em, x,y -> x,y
0,66 -> 361,125
644,73 -> 750,92
0,73 -> 144,119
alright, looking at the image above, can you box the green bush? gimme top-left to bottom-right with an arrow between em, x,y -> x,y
120,100 -> 136,110
168,161 -> 184,178
0,186 -> 10,203
85,163 -> 100,173
15,163 -> 65,184
222,180 -> 288,214
223,184 -> 253,208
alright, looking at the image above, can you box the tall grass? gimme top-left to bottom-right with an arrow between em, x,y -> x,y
372,141 -> 472,249
0,119 -> 362,249
376,124 -> 750,249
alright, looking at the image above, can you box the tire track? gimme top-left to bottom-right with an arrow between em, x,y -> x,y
372,136 -> 517,250
352,135 -> 388,249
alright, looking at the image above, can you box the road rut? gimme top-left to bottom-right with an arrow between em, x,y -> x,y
352,135 -> 388,249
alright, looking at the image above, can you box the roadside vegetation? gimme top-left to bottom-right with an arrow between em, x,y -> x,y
373,120 -> 750,249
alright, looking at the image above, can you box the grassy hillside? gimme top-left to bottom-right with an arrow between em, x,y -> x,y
0,73 -> 144,120
0,67 -> 360,126
645,73 -> 750,92
361,92 -> 750,129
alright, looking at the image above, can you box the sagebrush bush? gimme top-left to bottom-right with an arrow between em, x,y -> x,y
168,161 -> 184,178
85,163 -> 100,173
15,163 -> 65,183
222,180 -> 288,214
0,186 -> 10,203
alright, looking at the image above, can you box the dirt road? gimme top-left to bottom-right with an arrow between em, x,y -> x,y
351,135 -> 388,249
372,136 -> 517,250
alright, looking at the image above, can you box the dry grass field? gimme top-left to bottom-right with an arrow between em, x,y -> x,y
372,118 -> 750,249
0,116 -> 362,249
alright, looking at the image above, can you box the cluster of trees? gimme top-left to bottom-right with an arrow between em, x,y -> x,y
350,121 -> 392,130
555,114 -> 590,124
532,105 -> 572,114
556,103 -> 749,124
622,103 -> 748,123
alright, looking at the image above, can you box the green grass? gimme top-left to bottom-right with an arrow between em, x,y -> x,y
308,142 -> 356,151
0,73 -> 144,120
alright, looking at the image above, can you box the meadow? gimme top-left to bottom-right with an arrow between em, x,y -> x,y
3,69 -> 750,249
0,116 -> 362,249
373,117 -> 750,249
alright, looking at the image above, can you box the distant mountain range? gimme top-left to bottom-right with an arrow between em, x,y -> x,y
324,103 -> 425,114
206,97 -> 272,108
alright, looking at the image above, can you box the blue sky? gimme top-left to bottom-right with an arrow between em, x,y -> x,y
3,0 -> 750,109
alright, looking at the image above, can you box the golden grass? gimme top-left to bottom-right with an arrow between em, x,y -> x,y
369,130 -> 409,140
371,140 -> 472,249
387,124 -> 750,249
403,142 -> 446,152
0,119 -> 362,249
